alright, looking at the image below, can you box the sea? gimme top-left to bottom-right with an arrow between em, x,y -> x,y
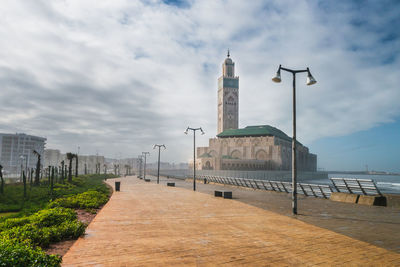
304,173 -> 400,195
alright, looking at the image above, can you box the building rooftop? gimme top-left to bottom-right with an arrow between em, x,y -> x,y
217,125 -> 293,142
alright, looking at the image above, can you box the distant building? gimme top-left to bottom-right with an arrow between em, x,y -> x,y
0,133 -> 46,175
44,149 -> 106,174
195,53 -> 317,171
44,149 -> 62,167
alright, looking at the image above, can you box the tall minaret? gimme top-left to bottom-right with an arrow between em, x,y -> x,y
217,50 -> 239,134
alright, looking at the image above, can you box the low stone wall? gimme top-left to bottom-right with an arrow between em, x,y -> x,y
358,195 -> 386,206
386,194 -> 400,208
330,193 -> 400,208
330,192 -> 359,204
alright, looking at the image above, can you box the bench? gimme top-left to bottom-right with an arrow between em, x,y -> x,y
144,178 -> 150,182
214,190 -> 232,199
167,182 -> 175,187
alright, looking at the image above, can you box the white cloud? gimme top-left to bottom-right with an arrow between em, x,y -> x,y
0,0 -> 398,163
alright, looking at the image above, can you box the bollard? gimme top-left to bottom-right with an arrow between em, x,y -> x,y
223,191 -> 232,199
214,190 -> 223,197
115,181 -> 121,191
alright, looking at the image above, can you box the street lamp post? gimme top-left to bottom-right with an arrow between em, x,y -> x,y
153,144 -> 166,184
137,156 -> 142,178
142,152 -> 150,180
272,65 -> 316,215
184,127 -> 205,191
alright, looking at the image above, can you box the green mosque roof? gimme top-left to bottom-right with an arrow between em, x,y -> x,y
217,125 -> 293,142
198,152 -> 212,158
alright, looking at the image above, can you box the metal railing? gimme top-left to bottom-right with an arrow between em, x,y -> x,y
150,170 -> 386,198
151,169 -> 328,182
199,175 -> 333,198
330,178 -> 382,196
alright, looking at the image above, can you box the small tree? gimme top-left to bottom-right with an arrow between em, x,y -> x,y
75,154 -> 79,177
66,153 -> 76,183
50,166 -> 54,198
33,150 -> 41,186
0,165 -> 4,194
22,170 -> 27,198
47,166 -> 51,184
30,169 -> 34,188
60,161 -> 64,183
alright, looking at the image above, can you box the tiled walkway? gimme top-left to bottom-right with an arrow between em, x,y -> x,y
62,176 -> 400,266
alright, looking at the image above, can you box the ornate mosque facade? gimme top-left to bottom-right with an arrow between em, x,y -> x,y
196,53 -> 317,171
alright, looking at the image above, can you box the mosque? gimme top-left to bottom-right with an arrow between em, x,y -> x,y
196,52 -> 317,171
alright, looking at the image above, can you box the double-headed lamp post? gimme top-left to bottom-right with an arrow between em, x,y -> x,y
142,152 -> 150,180
153,144 -> 166,184
184,127 -> 205,191
272,65 -> 316,215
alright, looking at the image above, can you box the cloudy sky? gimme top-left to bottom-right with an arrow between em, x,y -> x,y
0,0 -> 399,171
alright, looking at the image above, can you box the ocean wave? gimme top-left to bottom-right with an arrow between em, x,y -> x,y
377,182 -> 400,187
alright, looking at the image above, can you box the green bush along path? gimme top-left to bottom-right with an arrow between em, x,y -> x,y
0,174 -> 116,267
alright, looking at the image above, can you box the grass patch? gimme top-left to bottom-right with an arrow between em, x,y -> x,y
0,212 -> 18,218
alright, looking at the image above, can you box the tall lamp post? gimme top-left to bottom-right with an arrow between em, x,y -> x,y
184,127 -> 205,191
142,152 -> 150,180
137,155 -> 143,178
272,65 -> 316,215
153,144 -> 166,184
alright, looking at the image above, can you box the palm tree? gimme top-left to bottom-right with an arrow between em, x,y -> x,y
33,150 -> 41,186
75,154 -> 79,177
66,153 -> 76,183
0,165 -> 4,194
61,160 -> 65,183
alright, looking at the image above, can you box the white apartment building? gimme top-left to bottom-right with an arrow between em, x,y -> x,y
0,133 -> 46,176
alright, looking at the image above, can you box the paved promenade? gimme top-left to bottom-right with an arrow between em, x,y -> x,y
62,176 -> 400,266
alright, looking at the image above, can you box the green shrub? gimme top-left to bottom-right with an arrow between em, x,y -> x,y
53,183 -> 76,190
0,174 -> 116,266
0,207 -> 76,231
0,237 -> 61,267
0,217 -> 31,231
0,207 -> 85,248
70,177 -> 84,186
49,190 -> 108,209
29,207 -> 77,227
0,174 -> 113,214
